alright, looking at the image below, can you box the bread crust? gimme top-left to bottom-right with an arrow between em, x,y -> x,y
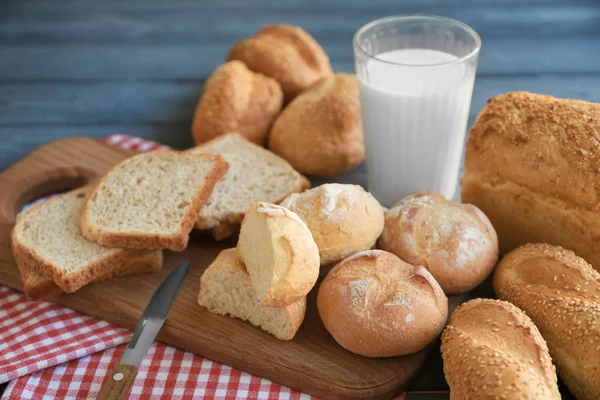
378,192 -> 499,295
281,184 -> 384,266
441,298 -> 560,400
81,151 -> 229,251
494,243 -> 600,400
462,91 -> 600,268
198,248 -> 305,340
191,61 -> 283,146
237,203 -> 320,307
269,73 -> 364,176
317,250 -> 448,357
226,24 -> 332,100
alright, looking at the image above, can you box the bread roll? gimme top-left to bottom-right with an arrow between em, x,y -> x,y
317,250 -> 447,357
281,184 -> 384,266
198,248 -> 305,341
462,91 -> 600,271
226,24 -> 332,100
191,61 -> 283,146
269,73 -> 364,176
237,202 -> 319,306
378,192 -> 498,295
441,298 -> 560,400
494,243 -> 600,400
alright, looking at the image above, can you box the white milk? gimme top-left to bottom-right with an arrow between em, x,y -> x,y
359,48 -> 475,206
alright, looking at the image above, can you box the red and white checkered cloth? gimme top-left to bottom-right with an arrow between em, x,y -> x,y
0,135 -> 406,400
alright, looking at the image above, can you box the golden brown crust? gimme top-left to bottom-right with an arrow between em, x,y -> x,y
378,192 -> 499,295
462,91 -> 600,265
494,243 -> 600,400
191,61 -> 283,146
81,152 -> 229,252
441,298 -> 560,400
226,24 -> 332,100
269,73 -> 364,176
317,250 -> 448,357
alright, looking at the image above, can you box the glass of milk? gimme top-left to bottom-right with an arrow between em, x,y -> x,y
354,15 -> 480,206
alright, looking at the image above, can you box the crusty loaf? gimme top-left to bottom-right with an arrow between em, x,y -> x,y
19,251 -> 163,300
11,188 -> 158,293
462,91 -> 600,270
81,150 -> 228,251
198,248 -> 306,340
269,73 -> 364,176
281,184 -> 383,266
191,61 -> 283,146
441,298 -> 560,400
494,243 -> 600,400
237,202 -> 319,306
378,192 -> 498,295
187,133 -> 310,233
226,24 -> 332,100
317,250 -> 448,357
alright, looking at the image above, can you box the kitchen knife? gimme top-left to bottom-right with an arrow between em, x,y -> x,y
97,260 -> 191,400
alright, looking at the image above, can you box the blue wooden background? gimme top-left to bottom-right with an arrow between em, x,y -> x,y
1,0 -> 598,397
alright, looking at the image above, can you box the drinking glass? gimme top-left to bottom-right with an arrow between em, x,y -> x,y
354,15 -> 480,206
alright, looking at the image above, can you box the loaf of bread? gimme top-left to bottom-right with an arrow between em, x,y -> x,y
441,298 -> 560,400
281,184 -> 384,266
81,151 -> 228,251
317,250 -> 447,357
11,188 -> 161,293
269,73 -> 364,176
237,202 -> 319,306
226,24 -> 332,100
187,133 -> 309,234
191,61 -> 283,146
378,192 -> 498,295
494,243 -> 600,400
462,91 -> 600,271
198,248 -> 306,340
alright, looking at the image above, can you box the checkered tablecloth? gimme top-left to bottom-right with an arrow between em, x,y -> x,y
0,135 -> 406,399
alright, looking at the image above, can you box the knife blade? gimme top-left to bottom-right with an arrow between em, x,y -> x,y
97,260 -> 190,400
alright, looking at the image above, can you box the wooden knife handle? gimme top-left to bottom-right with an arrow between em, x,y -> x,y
97,363 -> 138,400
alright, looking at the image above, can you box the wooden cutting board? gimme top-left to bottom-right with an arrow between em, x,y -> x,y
0,137 -> 432,400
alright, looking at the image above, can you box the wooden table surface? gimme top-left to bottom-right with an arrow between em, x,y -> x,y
1,0 -> 597,398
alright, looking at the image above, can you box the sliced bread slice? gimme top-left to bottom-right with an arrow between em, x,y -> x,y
81,150 -> 229,251
198,248 -> 306,340
237,202 -> 320,306
186,133 -> 310,232
19,251 -> 163,300
11,188 -> 155,293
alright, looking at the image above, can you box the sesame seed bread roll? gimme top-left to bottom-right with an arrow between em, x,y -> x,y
441,299 -> 560,400
317,250 -> 448,357
281,184 -> 384,266
378,192 -> 499,295
494,243 -> 600,400
237,202 -> 319,306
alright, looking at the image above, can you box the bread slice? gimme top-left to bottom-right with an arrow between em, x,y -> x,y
81,151 -> 229,251
198,248 -> 306,340
19,251 -> 163,300
237,202 -> 320,306
11,188 -> 159,293
186,133 -> 310,234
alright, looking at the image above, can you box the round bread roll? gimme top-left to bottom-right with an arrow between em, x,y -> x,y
191,61 -> 283,146
237,202 -> 319,306
441,299 -> 560,400
281,184 -> 384,266
268,73 -> 364,177
378,192 -> 499,295
317,250 -> 448,357
226,24 -> 332,100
